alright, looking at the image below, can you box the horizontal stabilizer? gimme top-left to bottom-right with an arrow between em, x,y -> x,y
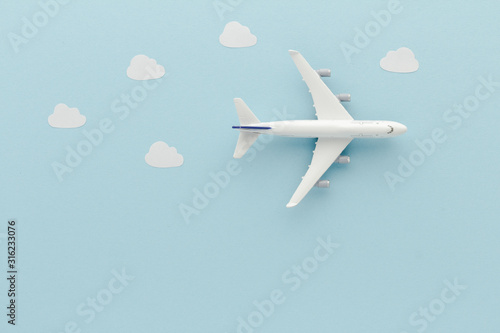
233,132 -> 259,158
234,98 -> 259,125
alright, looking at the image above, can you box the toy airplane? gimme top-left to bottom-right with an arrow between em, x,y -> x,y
232,50 -> 407,208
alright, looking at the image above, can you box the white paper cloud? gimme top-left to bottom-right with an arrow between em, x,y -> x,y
219,21 -> 257,48
48,103 -> 86,128
380,47 -> 419,73
127,55 -> 165,80
145,141 -> 184,168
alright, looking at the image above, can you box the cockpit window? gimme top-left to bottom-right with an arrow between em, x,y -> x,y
387,125 -> 394,134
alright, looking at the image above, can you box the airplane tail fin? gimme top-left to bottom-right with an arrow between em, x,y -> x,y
233,98 -> 260,158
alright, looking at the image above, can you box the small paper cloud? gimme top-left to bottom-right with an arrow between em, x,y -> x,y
219,21 -> 257,48
48,103 -> 86,128
145,141 -> 184,168
380,47 -> 419,73
127,55 -> 165,80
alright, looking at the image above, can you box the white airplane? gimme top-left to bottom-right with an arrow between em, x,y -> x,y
232,50 -> 407,208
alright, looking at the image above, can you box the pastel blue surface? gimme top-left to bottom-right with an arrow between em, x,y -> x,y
1,1 -> 499,332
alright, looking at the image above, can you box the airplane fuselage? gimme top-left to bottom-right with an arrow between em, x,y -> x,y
233,120 -> 407,139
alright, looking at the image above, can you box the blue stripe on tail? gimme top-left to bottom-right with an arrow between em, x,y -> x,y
232,126 -> 272,130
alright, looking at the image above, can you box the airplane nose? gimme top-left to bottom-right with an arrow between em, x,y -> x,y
396,123 -> 407,135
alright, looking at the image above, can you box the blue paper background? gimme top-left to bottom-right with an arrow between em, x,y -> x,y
1,1 -> 499,332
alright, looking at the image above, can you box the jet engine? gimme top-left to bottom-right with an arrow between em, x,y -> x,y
334,155 -> 350,164
315,69 -> 331,77
336,94 -> 351,102
314,180 -> 330,188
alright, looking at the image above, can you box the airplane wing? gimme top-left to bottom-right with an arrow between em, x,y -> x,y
289,50 -> 353,121
286,138 -> 352,208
